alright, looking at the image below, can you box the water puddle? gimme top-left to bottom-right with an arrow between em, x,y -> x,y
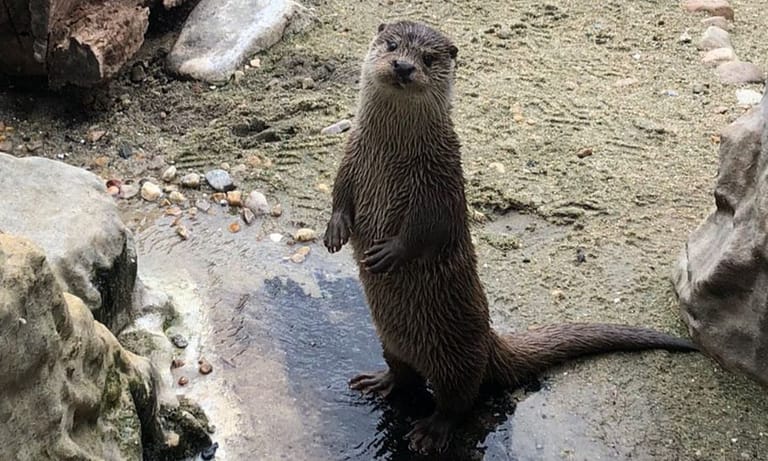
134,210 -> 615,461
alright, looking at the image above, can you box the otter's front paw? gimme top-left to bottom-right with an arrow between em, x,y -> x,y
324,213 -> 351,253
362,237 -> 405,273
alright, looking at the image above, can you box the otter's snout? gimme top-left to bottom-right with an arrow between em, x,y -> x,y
392,60 -> 416,83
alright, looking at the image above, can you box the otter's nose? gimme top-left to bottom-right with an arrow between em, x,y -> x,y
392,60 -> 416,82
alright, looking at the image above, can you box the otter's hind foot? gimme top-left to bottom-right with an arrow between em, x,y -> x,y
405,413 -> 456,454
349,370 -> 396,398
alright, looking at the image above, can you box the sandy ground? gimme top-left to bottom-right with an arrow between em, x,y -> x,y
2,0 -> 768,460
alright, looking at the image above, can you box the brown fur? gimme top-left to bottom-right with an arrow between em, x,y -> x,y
323,20 -> 697,454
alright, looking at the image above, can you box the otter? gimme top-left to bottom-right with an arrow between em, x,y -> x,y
323,20 -> 697,454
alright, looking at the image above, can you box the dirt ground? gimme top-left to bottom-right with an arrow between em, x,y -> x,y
2,0 -> 768,460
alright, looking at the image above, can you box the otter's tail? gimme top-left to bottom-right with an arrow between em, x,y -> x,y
487,323 -> 698,388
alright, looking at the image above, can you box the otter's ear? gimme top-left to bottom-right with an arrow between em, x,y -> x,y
377,23 -> 388,33
448,45 -> 458,59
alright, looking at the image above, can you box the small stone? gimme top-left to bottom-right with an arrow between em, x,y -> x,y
118,144 -> 133,159
196,199 -> 211,212
294,228 -> 316,242
165,432 -> 180,448
92,156 -> 109,168
301,77 -> 316,89
170,334 -> 188,348
165,206 -> 183,217
290,252 -> 306,264
176,225 -> 190,240
221,162 -> 230,170
315,183 -> 331,194
701,16 -> 731,30
107,186 -> 120,196
211,192 -> 227,203
663,89 -> 679,97
178,376 -> 189,386
489,162 -> 505,174
245,191 -> 270,215
242,208 -> 256,225
121,184 -> 139,199
229,222 -> 241,233
713,105 -> 728,114
181,173 -> 201,188
576,248 -> 587,264
576,147 -> 593,158
163,184 -> 179,193
682,0 -> 734,20
614,78 -> 638,87
226,190 -> 243,207
269,233 -> 283,243
86,129 -> 106,143
205,169 -> 235,192
698,26 -> 731,51
716,61 -> 765,85
162,165 -> 177,182
168,191 -> 186,204
702,47 -> 737,67
199,359 -> 213,375
551,289 -> 565,303
735,89 -> 762,106
270,204 -> 283,217
233,70 -> 245,84
472,209 -> 487,223
249,58 -> 261,68
130,63 -> 147,82
321,119 -> 352,135
171,358 -> 185,369
679,29 -> 692,44
141,182 -> 162,201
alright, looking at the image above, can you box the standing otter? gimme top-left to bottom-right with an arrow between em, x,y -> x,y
323,20 -> 697,454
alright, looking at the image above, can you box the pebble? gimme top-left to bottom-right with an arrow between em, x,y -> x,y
290,246 -> 311,263
163,184 -> 179,193
198,359 -> 213,375
195,199 -> 211,212
107,186 -> 120,196
716,61 -> 765,85
170,334 -> 189,348
118,144 -> 133,159
576,248 -> 587,264
576,147 -> 593,158
301,77 -> 316,89
141,181 -> 162,201
130,63 -> 147,83
233,70 -> 245,84
86,129 -> 106,143
682,0 -> 734,20
245,191 -> 270,215
663,89 -> 679,97
316,183 -> 331,194
180,173 -> 201,188
321,119 -> 352,135
735,89 -> 762,106
678,30 -> 692,44
168,191 -> 186,204
249,58 -> 261,68
242,208 -> 256,225
269,233 -> 284,243
226,190 -> 243,207
489,162 -> 505,174
171,358 -> 185,368
162,166 -> 177,182
294,228 -> 317,242
176,225 -> 190,240
698,26 -> 731,51
229,222 -> 241,233
165,206 -> 183,217
270,204 -> 283,217
702,47 -> 737,67
121,184 -> 139,199
701,16 -> 731,30
178,376 -> 189,386
166,432 -> 180,448
204,169 -> 235,192
713,105 -> 728,114
211,192 -> 227,203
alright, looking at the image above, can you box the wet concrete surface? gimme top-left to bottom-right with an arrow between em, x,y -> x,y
134,209 -> 699,461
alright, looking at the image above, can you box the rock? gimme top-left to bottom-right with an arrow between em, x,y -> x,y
294,228 -> 316,242
736,89 -> 763,106
168,191 -> 186,204
170,334 -> 189,349
701,15 -> 731,30
178,376 -> 189,386
233,70 -> 245,83
270,203 -> 283,217
321,119 -> 352,135
0,235 -> 212,460
172,358 -> 185,368
683,0 -> 734,20
249,58 -> 261,68
576,147 -> 593,158
198,359 -> 213,375
242,208 -> 256,225
86,128 -> 106,143
245,190 -> 270,215
176,225 -> 190,240
315,183 -> 331,194
181,173 -> 201,188
121,184 -> 140,199
212,192 -> 227,204
673,87 -> 768,387
229,222 -> 241,233
167,0 -> 304,83
0,153 -> 137,332
204,169 -> 235,192
698,26 -> 731,51
301,76 -> 315,89
702,47 -> 737,67
195,199 -> 212,212
118,143 -> 133,159
162,165 -> 178,182
130,63 -> 147,83
716,61 -> 765,85
678,29 -> 692,44
141,181 -> 163,201
290,246 -> 311,263
226,190 -> 243,207
713,105 -> 729,114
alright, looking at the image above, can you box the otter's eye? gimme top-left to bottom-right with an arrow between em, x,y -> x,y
423,54 -> 435,67
386,40 -> 397,51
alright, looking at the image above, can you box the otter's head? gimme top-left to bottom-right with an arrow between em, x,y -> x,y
361,21 -> 458,98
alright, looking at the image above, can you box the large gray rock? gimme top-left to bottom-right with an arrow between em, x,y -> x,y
0,234 -> 211,460
673,83 -> 768,387
167,0 -> 303,83
0,153 -> 136,332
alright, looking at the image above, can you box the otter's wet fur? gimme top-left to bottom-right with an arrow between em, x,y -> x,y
323,20 -> 697,454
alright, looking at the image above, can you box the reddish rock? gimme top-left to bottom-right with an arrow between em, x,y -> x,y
698,26 -> 731,51
683,0 -> 734,20
715,61 -> 765,85
702,47 -> 737,67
